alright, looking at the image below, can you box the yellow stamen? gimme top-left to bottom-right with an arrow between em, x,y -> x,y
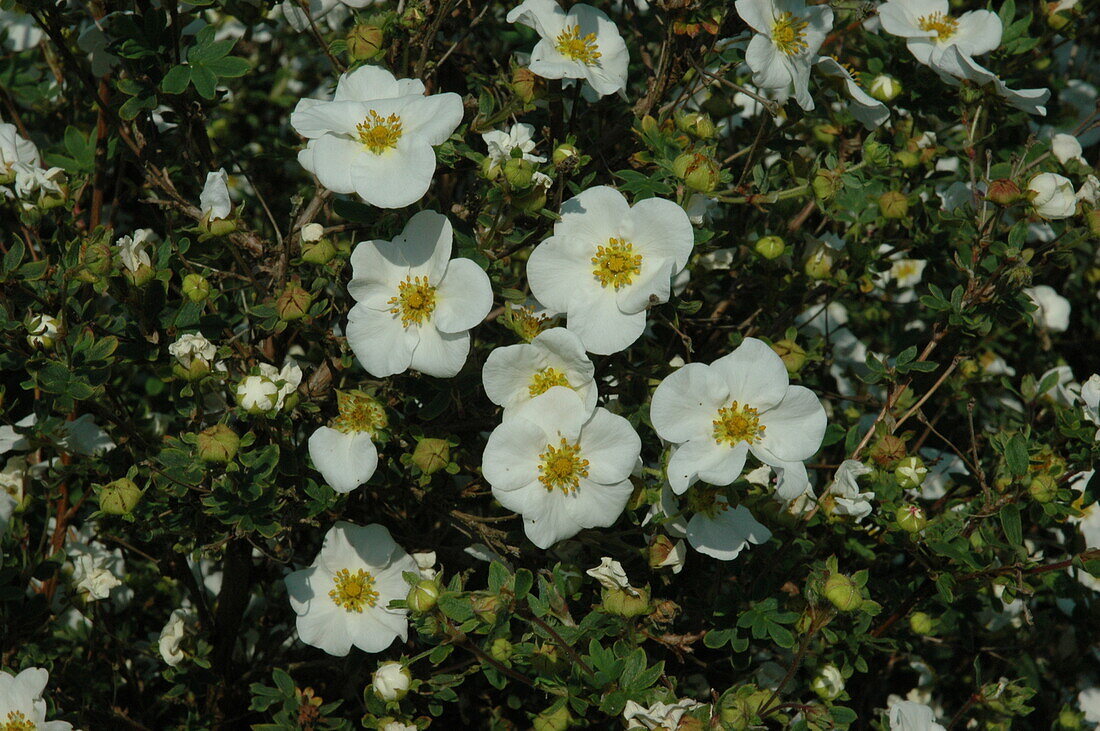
713,401 -> 766,446
1,711 -> 37,731
329,568 -> 379,613
331,390 -> 387,435
529,367 -> 571,397
388,275 -> 437,327
772,11 -> 810,56
591,237 -> 642,289
917,11 -> 959,41
356,110 -> 403,154
555,25 -> 602,65
538,437 -> 589,494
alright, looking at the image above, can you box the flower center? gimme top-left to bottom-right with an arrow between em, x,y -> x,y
713,401 -> 766,446
356,110 -> 404,154
893,261 -> 919,280
538,437 -> 589,494
329,568 -> 379,613
332,390 -> 387,435
772,11 -> 809,56
687,486 -> 731,519
555,25 -> 601,65
591,237 -> 643,289
1,711 -> 36,731
388,275 -> 437,327
917,11 -> 958,41
529,367 -> 571,397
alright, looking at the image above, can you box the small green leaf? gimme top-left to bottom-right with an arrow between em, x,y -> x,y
161,65 -> 192,94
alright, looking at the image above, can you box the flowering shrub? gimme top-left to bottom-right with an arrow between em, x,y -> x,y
2,0 -> 1100,728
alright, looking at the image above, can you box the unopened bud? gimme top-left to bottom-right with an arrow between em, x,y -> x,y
813,123 -> 839,145
879,190 -> 909,219
895,504 -> 927,533
823,573 -> 862,612
909,610 -> 935,635
26,314 -> 61,350
601,585 -> 651,618
182,273 -> 211,303
771,339 -> 807,374
511,67 -> 543,103
98,478 -> 142,515
276,282 -> 312,321
412,437 -> 450,475
869,434 -> 907,468
862,138 -> 892,167
371,661 -> 411,702
196,424 -> 240,464
812,169 -> 841,202
894,456 -> 928,489
471,592 -> 501,624
803,245 -> 834,280
126,264 -> 157,287
301,238 -> 336,265
502,157 -> 535,189
407,579 -> 440,613
347,24 -> 384,61
987,179 -> 1022,206
895,150 -> 921,168
675,111 -> 717,139
754,235 -> 785,260
869,74 -> 902,102
1028,473 -> 1058,503
672,152 -> 721,193
552,143 -> 580,167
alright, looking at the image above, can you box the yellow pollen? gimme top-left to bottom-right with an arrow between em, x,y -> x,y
331,390 -> 387,435
1,711 -> 36,731
713,401 -> 766,446
555,25 -> 602,65
529,367 -> 571,397
538,437 -> 589,494
772,12 -> 809,56
356,110 -> 403,154
388,275 -> 437,327
329,568 -> 379,613
917,11 -> 958,40
591,237 -> 642,289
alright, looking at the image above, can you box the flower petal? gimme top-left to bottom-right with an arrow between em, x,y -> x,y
650,362 -> 729,444
578,408 -> 640,484
667,439 -> 748,494
410,325 -> 470,378
483,418 -> 545,492
402,93 -> 464,146
527,235 -> 597,315
397,209 -> 453,282
711,337 -> 789,411
308,427 -> 378,494
628,196 -> 695,271
687,504 -> 772,561
754,385 -> 827,463
567,286 -> 646,355
565,477 -> 634,530
434,258 -> 493,333
346,303 -> 417,377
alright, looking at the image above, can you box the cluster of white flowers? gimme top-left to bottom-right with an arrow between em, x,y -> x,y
0,122 -> 65,210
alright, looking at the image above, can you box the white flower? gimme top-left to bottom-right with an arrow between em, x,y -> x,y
301,222 -> 325,242
0,10 -> 44,52
0,667 -> 73,731
877,0 -> 1001,72
1027,172 -> 1076,219
308,391 -> 386,494
382,723 -> 416,731
481,387 -> 641,548
686,495 -> 772,561
158,608 -> 189,666
412,551 -> 438,579
284,522 -> 418,656
1025,285 -> 1071,332
12,163 -> 64,200
200,168 -> 233,220
346,210 -> 492,378
371,661 -> 411,701
0,122 -> 39,175
1051,133 -> 1085,166
1080,688 -> 1100,724
291,66 -> 463,208
70,541 -> 123,601
236,375 -> 280,413
527,186 -> 693,355
623,698 -> 702,730
933,47 -> 1049,116
869,74 -> 902,100
652,537 -> 687,573
825,460 -> 875,522
878,256 -> 927,290
1077,175 -> 1099,206
736,0 -> 833,110
26,314 -> 60,349
168,333 -> 217,370
60,414 -> 116,456
258,360 -> 303,410
1081,374 -> 1100,429
888,700 -> 946,731
812,664 -> 845,700
0,414 -> 34,455
586,556 -> 638,595
482,327 -> 597,416
507,0 -> 629,98
482,123 -> 546,168
650,337 -> 827,496
918,448 -> 969,500
815,56 -> 889,129
115,229 -> 158,273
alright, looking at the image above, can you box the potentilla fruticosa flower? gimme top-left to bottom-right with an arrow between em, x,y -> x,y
526,186 -> 693,355
735,0 -> 834,110
345,210 -> 493,378
308,390 -> 387,494
482,327 -> 598,416
481,387 -> 641,548
650,337 -> 827,497
291,66 -> 463,208
284,522 -> 418,656
507,0 -> 629,98
878,0 -> 1002,72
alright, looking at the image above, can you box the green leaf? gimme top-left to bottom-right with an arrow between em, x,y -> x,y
190,66 -> 218,99
203,56 -> 251,78
3,239 -> 25,273
1000,503 -> 1023,546
1004,432 -> 1028,477
161,65 -> 192,94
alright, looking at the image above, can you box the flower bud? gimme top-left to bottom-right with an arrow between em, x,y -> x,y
371,661 -> 411,702
770,339 -> 807,375
909,610 -> 935,635
126,263 -> 157,287
513,178 -> 550,213
502,157 -> 536,189
894,456 -> 928,489
895,150 -> 921,168
675,111 -> 717,139
471,592 -> 501,624
754,235 -> 785,260
672,152 -> 721,193
489,637 -> 514,663
26,314 -> 61,350
533,705 -> 571,731
347,24 -> 384,61
98,478 -> 142,515
869,74 -> 902,102
301,238 -> 337,266
823,572 -> 862,612
601,585 -> 651,618
894,504 -> 927,533
1027,172 -> 1077,220
862,138 -> 892,168
511,67 -> 544,103
879,190 -> 909,219
718,688 -> 770,729
1028,473 -> 1058,503
196,424 -> 240,464
987,178 -> 1022,206
803,245 -> 834,280
407,579 -> 440,613
869,434 -> 907,468
275,282 -> 312,321
236,375 -> 279,414
811,664 -> 844,701
80,238 -> 114,280
301,222 -> 324,243
812,170 -> 841,202
648,534 -> 685,572
552,143 -> 580,168
202,217 -> 238,238
182,273 -> 211,303
813,123 -> 838,145
411,438 -> 450,475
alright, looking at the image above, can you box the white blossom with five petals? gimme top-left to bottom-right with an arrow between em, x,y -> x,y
482,327 -> 597,416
